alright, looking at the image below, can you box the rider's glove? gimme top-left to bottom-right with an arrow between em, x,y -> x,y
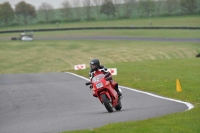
106,77 -> 112,81
89,85 -> 93,89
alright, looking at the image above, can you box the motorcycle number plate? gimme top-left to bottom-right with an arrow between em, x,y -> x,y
96,82 -> 103,89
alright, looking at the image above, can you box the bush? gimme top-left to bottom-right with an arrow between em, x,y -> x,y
197,10 -> 200,15
49,19 -> 61,24
62,19 -> 81,23
84,17 -> 96,21
118,16 -> 130,19
37,21 -> 46,24
9,22 -> 20,26
160,13 -> 171,17
70,19 -> 81,22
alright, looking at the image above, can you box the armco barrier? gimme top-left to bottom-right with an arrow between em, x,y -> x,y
0,26 -> 200,34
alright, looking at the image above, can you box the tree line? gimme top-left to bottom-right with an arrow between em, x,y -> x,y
0,0 -> 199,26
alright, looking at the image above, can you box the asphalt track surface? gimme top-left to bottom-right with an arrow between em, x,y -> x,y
35,36 -> 200,42
0,72 -> 193,133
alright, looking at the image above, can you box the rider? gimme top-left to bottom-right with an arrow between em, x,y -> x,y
89,58 -> 122,98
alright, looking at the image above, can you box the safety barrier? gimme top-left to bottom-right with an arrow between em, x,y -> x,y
0,26 -> 200,34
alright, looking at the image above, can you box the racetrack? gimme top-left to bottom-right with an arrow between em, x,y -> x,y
0,72 -> 193,133
35,36 -> 200,42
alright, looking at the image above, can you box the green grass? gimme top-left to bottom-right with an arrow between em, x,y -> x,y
0,29 -> 200,133
28,29 -> 200,38
0,16 -> 200,31
0,39 -> 199,74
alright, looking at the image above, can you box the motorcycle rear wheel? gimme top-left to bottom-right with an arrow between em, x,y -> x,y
101,94 -> 113,112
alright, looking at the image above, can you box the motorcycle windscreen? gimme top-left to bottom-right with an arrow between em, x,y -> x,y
91,74 -> 105,83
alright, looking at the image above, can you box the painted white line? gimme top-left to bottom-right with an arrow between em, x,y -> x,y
65,72 -> 194,111
120,86 -> 194,111
66,72 -> 90,81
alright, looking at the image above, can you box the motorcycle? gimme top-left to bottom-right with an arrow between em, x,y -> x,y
85,73 -> 122,113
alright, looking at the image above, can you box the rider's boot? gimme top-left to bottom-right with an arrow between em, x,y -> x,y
114,83 -> 123,99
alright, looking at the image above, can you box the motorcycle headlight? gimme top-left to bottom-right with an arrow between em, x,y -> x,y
96,82 -> 103,89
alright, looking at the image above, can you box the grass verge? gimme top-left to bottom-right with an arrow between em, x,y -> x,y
0,40 -> 199,74
0,15 -> 200,31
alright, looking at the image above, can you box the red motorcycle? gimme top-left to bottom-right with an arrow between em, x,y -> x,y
85,73 -> 122,112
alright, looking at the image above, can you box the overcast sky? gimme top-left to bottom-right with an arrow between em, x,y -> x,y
0,0 -> 77,9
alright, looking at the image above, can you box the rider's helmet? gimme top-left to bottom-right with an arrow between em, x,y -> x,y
90,59 -> 100,71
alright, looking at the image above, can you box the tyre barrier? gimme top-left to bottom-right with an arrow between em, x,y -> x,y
1,26 -> 200,34
11,37 -> 17,40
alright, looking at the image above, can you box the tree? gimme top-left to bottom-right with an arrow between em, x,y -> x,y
93,0 -> 102,20
83,0 -> 92,20
180,0 -> 197,14
135,0 -> 141,17
15,1 -> 36,24
139,0 -> 155,16
123,0 -> 136,18
38,2 -> 54,23
0,2 -> 14,25
197,0 -> 200,12
113,0 -> 123,18
100,0 -> 116,18
165,0 -> 179,14
60,0 -> 72,20
72,0 -> 81,20
155,0 -> 163,15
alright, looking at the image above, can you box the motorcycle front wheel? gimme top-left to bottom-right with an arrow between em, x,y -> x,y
101,94 -> 113,113
115,98 -> 122,111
